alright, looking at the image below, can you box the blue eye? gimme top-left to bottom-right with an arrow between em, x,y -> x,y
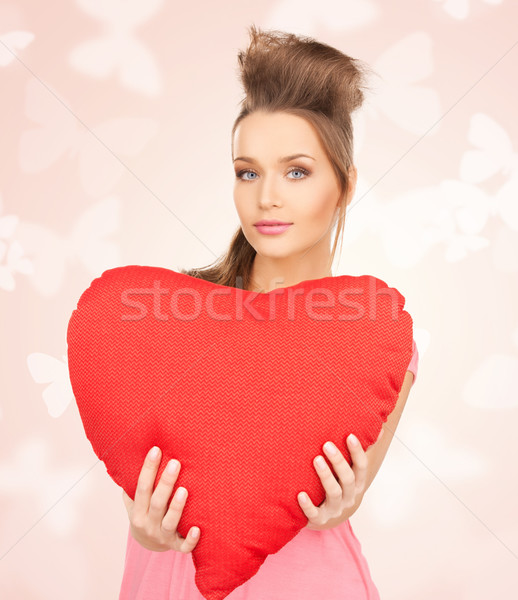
235,167 -> 310,182
287,168 -> 308,179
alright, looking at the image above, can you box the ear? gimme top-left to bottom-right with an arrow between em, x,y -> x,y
345,165 -> 358,207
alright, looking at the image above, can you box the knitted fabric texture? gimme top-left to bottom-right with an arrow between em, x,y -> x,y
66,265 -> 414,600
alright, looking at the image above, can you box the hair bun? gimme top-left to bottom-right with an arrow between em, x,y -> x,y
236,24 -> 372,116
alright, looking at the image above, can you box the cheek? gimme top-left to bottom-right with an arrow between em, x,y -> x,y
302,187 -> 338,224
233,193 -> 249,221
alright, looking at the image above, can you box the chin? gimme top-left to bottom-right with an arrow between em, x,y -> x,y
254,244 -> 298,260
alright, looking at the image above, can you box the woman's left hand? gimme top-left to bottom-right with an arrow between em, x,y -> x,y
299,430 -> 382,529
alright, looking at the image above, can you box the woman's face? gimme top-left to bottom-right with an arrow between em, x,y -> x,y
232,110 -> 354,264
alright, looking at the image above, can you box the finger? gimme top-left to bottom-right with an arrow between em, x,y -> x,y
162,487 -> 200,548
297,491 -> 320,522
133,446 -> 162,516
161,484 -> 187,534
324,442 -> 356,510
346,434 -> 369,493
176,526 -> 201,553
313,453 -> 343,510
149,459 -> 182,523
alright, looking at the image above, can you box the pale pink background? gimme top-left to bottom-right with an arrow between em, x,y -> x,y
1,1 -> 518,598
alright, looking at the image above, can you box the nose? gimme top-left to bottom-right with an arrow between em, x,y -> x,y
256,173 -> 282,209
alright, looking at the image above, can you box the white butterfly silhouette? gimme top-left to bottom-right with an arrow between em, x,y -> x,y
69,0 -> 165,96
460,113 -> 518,232
14,195 -> 121,297
265,0 -> 380,35
19,77 -> 159,197
27,352 -> 75,418
433,0 -> 503,21
365,31 -> 442,135
0,195 -> 34,292
349,112 -> 517,266
0,30 -> 35,67
389,179 -> 492,265
460,113 -> 517,183
346,176 -> 490,267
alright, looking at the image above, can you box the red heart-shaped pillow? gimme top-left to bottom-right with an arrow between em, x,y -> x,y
66,265 -> 413,600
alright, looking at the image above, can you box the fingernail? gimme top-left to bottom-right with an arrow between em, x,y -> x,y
348,434 -> 359,446
166,459 -> 179,474
149,446 -> 160,459
324,441 -> 337,455
315,456 -> 327,470
191,527 -> 199,538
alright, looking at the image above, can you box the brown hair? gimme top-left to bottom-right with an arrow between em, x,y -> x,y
180,25 -> 372,291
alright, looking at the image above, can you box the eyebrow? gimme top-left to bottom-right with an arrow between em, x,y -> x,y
233,153 -> 316,164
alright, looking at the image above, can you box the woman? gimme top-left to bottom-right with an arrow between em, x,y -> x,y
119,25 -> 419,599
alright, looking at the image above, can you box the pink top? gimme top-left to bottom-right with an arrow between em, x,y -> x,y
119,340 -> 420,600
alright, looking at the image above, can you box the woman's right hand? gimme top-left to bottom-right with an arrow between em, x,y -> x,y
122,446 -> 201,552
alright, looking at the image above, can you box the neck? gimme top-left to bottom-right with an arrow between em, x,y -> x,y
247,253 -> 333,293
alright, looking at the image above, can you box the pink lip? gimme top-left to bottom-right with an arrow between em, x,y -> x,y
254,219 -> 292,226
254,223 -> 292,235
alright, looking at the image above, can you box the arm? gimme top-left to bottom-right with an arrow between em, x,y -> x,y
306,369 -> 415,530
